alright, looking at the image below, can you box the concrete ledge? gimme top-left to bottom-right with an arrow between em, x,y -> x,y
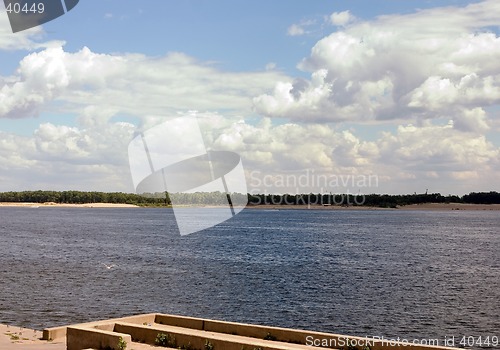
155,314 -> 204,330
43,313 -> 463,350
203,319 -> 406,350
67,326 -> 131,350
43,313 -> 156,340
114,321 -> 317,350
154,314 -> 457,350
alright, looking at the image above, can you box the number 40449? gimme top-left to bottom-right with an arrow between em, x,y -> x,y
460,336 -> 499,347
5,2 -> 45,14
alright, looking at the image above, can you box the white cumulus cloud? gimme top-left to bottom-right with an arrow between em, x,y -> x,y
0,46 -> 288,119
287,24 -> 305,36
330,10 -> 354,26
0,9 -> 65,51
255,0 -> 500,133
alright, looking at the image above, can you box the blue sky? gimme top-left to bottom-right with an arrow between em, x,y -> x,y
39,0 -> 486,71
41,1 -> 360,74
0,0 -> 499,195
8,0 -> 483,71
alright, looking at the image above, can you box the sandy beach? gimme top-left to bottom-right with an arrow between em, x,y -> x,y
397,203 -> 500,211
0,202 -> 139,208
246,203 -> 500,210
0,324 -> 64,350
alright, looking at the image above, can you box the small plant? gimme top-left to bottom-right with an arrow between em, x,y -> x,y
117,337 -> 127,350
264,332 -> 277,341
155,333 -> 176,348
180,342 -> 193,350
9,334 -> 20,341
204,340 -> 215,350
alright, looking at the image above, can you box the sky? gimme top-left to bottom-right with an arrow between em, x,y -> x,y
0,0 -> 499,195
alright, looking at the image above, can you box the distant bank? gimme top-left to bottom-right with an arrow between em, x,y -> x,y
246,203 -> 500,210
0,190 -> 499,209
1,201 -> 499,211
0,202 -> 138,208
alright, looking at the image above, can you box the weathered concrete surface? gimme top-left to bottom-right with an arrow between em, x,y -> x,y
41,313 -> 465,350
67,326 -> 132,350
43,313 -> 156,341
115,321 -> 316,350
154,313 -> 461,350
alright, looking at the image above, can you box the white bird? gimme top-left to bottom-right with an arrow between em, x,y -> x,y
102,263 -> 116,269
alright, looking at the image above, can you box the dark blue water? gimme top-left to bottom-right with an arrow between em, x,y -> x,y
0,208 -> 498,348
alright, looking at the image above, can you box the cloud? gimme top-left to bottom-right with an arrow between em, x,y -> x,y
286,19 -> 317,37
1,2 -> 499,194
330,10 -> 354,26
254,0 -> 500,132
0,116 -> 136,191
453,107 -> 490,133
1,47 -> 71,118
375,121 -> 500,193
265,62 -> 277,71
208,117 -> 499,194
0,46 -> 288,119
378,122 -> 498,170
211,118 -> 381,175
287,24 -> 305,36
0,108 -> 498,193
0,9 -> 65,50
0,112 -> 376,191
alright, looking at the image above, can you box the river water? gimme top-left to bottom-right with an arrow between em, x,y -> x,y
0,207 -> 498,348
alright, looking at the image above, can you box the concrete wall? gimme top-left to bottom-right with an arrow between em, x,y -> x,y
115,322 -> 207,349
44,313 -> 462,350
67,326 -> 131,350
114,322 -> 316,350
43,313 -> 156,341
155,313 -> 458,350
155,314 -> 204,330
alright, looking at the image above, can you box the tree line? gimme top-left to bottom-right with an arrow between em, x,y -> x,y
248,192 -> 500,207
0,190 -> 167,206
0,190 -> 498,206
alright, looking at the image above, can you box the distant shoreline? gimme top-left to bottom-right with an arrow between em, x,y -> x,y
1,202 -> 499,210
246,203 -> 500,210
0,202 -> 139,208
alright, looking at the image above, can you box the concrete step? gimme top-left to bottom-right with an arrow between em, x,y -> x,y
114,321 -> 325,350
46,313 -> 462,350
